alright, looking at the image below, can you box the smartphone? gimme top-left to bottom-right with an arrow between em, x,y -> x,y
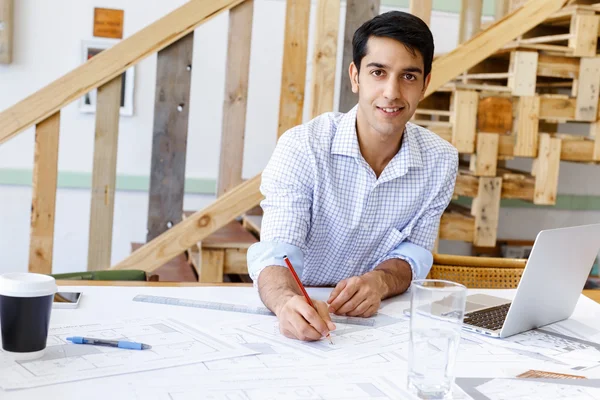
52,292 -> 82,309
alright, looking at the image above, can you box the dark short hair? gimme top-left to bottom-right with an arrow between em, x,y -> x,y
352,11 -> 434,78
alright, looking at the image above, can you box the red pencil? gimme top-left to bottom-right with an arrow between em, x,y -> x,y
283,255 -> 333,344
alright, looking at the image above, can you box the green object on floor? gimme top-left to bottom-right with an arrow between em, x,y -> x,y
51,270 -> 148,281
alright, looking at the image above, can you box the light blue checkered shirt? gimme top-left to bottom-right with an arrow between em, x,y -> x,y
247,105 -> 458,287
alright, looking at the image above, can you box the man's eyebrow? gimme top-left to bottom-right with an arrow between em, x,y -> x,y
365,62 -> 388,69
364,62 -> 423,75
403,66 -> 423,74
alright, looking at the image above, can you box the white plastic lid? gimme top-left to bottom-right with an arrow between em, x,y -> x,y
0,273 -> 57,298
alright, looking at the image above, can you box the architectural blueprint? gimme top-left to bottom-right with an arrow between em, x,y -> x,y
130,367 -> 418,400
0,317 -> 257,390
456,377 -> 600,400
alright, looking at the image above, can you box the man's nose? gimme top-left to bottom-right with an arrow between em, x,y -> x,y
383,79 -> 401,100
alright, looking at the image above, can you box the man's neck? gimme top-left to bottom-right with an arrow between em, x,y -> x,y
355,114 -> 405,178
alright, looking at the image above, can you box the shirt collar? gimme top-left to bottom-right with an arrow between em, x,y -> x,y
331,105 -> 361,158
331,106 -> 424,176
376,122 -> 423,183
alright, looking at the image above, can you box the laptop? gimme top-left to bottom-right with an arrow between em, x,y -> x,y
462,223 -> 600,338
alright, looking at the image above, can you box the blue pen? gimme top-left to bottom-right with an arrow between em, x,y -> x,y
66,336 -> 152,350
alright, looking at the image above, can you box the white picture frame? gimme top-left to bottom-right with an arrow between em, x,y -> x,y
79,39 -> 134,116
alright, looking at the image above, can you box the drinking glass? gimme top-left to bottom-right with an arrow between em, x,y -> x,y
407,279 -> 467,399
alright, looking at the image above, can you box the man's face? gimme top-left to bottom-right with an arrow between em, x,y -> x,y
350,36 -> 430,139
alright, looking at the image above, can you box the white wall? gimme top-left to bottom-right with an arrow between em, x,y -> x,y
0,0 -> 599,274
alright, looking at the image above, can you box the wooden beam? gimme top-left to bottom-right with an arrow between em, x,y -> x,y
539,96 -> 576,121
0,0 -> 13,64
0,0 -> 245,146
339,0 -> 380,113
111,174 -> 264,272
147,33 -> 194,242
569,14 -> 600,57
472,177 -> 502,247
310,0 -> 340,118
217,1 -> 254,196
472,133 -> 499,176
533,134 -> 562,205
198,249 -> 225,283
507,51 -> 538,97
451,90 -> 479,153
409,0 -> 432,26
459,0 -> 483,44
439,205 -> 475,242
575,57 -> 600,122
514,95 -> 540,157
425,0 -> 569,98
277,0 -> 311,137
29,112 -> 60,274
87,76 -> 122,271
536,54 -> 579,79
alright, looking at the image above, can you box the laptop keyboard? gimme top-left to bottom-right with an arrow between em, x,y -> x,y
463,303 -> 511,331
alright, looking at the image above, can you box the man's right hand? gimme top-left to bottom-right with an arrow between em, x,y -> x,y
276,295 -> 336,341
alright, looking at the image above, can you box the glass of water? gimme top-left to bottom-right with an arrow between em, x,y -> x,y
407,279 -> 467,399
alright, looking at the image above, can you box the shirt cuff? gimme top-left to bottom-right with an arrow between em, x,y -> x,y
377,241 -> 433,281
246,241 -> 305,288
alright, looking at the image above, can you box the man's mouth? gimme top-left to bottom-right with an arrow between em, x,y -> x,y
377,106 -> 404,114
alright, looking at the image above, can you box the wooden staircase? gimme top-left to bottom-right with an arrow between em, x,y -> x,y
0,0 -> 571,282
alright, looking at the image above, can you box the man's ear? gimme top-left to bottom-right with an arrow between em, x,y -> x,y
349,62 -> 359,94
420,73 -> 432,100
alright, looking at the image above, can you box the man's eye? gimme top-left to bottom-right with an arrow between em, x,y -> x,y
404,74 -> 416,81
371,70 -> 384,77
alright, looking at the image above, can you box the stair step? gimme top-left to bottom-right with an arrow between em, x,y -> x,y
130,242 -> 197,282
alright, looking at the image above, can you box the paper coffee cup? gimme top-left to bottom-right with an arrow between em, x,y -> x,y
0,273 -> 57,360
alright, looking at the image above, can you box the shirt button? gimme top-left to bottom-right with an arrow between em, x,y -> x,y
361,223 -> 369,230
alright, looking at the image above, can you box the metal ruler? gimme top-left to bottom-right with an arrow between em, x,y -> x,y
133,294 -> 376,327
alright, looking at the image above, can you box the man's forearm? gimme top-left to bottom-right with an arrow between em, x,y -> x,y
257,266 -> 302,315
366,259 -> 412,299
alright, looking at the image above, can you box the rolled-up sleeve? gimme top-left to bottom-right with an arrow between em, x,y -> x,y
376,152 -> 458,280
247,131 -> 314,285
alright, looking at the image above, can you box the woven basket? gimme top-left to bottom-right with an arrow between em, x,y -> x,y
427,254 -> 526,289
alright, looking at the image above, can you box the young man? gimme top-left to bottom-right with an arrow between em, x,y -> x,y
247,11 -> 458,341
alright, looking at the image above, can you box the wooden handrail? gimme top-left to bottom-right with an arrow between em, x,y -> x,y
110,175 -> 263,272
109,0 -> 568,274
0,0 -> 245,146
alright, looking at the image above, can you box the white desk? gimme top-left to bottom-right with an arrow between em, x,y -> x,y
2,285 -> 600,399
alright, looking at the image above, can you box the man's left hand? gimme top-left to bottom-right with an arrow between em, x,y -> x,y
327,272 -> 385,317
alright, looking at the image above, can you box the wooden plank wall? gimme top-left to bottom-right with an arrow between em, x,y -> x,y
87,76 -> 123,271
338,0 -> 380,113
277,0 -> 311,137
0,0 -> 12,64
147,33 -> 194,242
217,1 -> 254,196
29,112 -> 60,274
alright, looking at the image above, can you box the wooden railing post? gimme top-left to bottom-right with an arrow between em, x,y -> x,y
310,0 -> 340,118
29,112 -> 60,274
87,76 -> 123,271
409,0 -> 432,26
338,0 -> 380,113
147,33 -> 194,242
277,0 -> 312,137
217,0 -> 254,196
459,0 -> 483,44
0,0 -> 13,64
